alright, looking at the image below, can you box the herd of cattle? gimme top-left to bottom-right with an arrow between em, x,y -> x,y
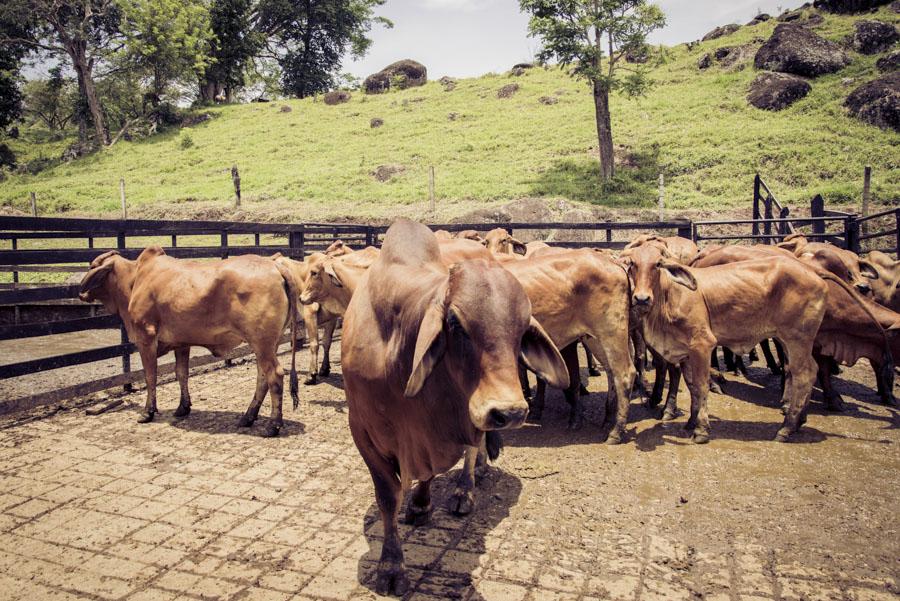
76,219 -> 900,596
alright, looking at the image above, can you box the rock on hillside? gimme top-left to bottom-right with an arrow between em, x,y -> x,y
702,24 -> 740,41
748,72 -> 812,109
813,0 -> 893,13
754,24 -> 850,77
845,71 -> 900,130
852,20 -> 899,54
323,91 -> 351,105
364,60 -> 427,94
876,49 -> 900,71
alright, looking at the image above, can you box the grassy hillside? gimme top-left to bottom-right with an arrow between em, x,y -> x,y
1,5 -> 897,221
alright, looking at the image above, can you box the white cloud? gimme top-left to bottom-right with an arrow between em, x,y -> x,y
420,0 -> 498,12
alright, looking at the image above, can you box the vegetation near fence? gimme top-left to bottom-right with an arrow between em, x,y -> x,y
1,176 -> 897,414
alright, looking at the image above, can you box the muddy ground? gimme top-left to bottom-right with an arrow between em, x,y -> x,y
0,343 -> 897,601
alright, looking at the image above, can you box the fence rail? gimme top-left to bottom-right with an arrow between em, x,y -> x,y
1,175 -> 896,414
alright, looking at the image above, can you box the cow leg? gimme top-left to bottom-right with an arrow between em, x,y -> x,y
748,347 -> 759,364
403,478 -> 433,526
238,363 -> 269,427
303,305 -> 319,385
318,319 -> 337,377
584,341 -> 602,376
682,351 -> 712,444
260,352 -> 285,438
449,445 -> 478,516
815,352 -> 845,412
734,355 -> 748,377
776,346 -> 816,442
518,363 -> 532,401
528,378 -> 546,423
631,329 -> 650,396
172,347 -> 192,418
136,339 -> 159,423
354,429 -> 409,597
760,339 -> 783,375
723,348 -> 737,373
710,348 -> 720,371
562,344 -> 584,430
648,348 -> 666,408
871,357 -> 897,407
662,363 -> 682,422
586,337 -> 635,445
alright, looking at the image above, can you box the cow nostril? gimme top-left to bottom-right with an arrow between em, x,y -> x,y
488,408 -> 508,428
633,294 -> 651,305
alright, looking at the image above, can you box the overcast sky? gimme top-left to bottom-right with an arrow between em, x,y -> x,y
346,0 -> 805,80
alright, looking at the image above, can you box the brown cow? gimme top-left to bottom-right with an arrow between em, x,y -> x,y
342,219 -> 568,595
433,229 -> 453,241
78,248 -> 299,437
624,234 -> 700,265
323,240 -> 355,257
778,234 -> 877,296
454,229 -> 484,242
693,244 -> 899,409
861,250 -> 900,312
483,227 -> 527,255
299,247 -> 380,313
622,244 -> 827,443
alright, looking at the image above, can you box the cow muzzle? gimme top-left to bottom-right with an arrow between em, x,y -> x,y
472,401 -> 529,431
855,282 -> 872,296
632,293 -> 653,312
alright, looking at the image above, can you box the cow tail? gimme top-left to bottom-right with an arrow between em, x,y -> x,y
485,431 -> 503,462
275,259 -> 300,410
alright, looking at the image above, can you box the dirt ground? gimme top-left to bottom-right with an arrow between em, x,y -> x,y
0,343 -> 898,601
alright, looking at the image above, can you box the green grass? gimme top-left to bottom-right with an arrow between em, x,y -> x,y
1,5 -> 897,220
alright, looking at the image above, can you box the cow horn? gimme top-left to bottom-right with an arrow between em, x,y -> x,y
89,250 -> 120,268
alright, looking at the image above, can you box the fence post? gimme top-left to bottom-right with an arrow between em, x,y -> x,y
220,231 -> 228,259
810,194 -> 825,239
861,165 -> 871,236
428,166 -> 435,213
676,219 -> 692,240
365,226 -> 374,247
30,192 -> 37,217
763,195 -> 773,244
896,209 -> 900,257
11,237 -> 18,286
752,174 -> 761,237
658,173 -> 665,221
232,165 -> 241,208
779,207 -> 791,238
119,178 -> 127,219
116,230 -> 132,391
844,216 -> 860,254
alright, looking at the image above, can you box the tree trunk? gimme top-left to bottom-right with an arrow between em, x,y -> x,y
593,80 -> 614,180
68,40 -> 108,145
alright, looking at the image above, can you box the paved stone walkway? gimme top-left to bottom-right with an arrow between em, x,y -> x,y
0,348 -> 897,601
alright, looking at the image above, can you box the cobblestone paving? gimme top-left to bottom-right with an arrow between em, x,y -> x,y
0,347 -> 898,601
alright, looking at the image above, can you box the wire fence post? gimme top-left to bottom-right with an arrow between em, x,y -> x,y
30,192 -> 36,217
232,165 -> 241,208
752,174 -> 761,237
861,165 -> 871,236
658,173 -> 665,221
119,178 -> 127,219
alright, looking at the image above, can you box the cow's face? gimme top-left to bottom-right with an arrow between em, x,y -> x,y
805,247 -> 877,297
300,255 -> 338,306
623,245 -> 697,315
483,228 -> 526,256
404,260 -> 568,431
78,251 -> 122,305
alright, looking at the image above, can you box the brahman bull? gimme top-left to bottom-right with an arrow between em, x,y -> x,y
622,244 -> 827,443
78,248 -> 299,437
342,219 -> 567,596
778,234 -> 878,297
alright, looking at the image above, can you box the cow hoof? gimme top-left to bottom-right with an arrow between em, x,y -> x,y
318,367 -> 331,377
605,429 -> 623,445
525,409 -> 542,424
774,428 -> 791,443
825,397 -> 846,412
262,424 -> 281,438
661,409 -> 677,421
588,367 -> 602,377
303,375 -> 317,386
646,394 -> 662,408
173,404 -> 191,418
375,562 -> 409,597
709,381 -> 723,394
237,415 -> 255,428
403,503 -> 432,527
447,489 -> 475,516
692,432 -> 710,444
136,412 -> 155,424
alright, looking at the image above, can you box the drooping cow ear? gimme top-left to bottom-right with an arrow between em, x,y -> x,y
511,238 -> 527,256
79,261 -> 115,294
859,260 -> 878,280
323,262 -> 343,287
661,261 -> 697,291
520,317 -> 569,390
777,237 -> 806,255
404,304 -> 447,398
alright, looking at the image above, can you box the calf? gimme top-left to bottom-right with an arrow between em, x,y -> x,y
342,219 -> 567,595
623,244 -> 827,443
79,248 -> 299,437
483,227 -> 527,255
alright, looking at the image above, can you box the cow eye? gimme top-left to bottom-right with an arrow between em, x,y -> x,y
447,310 -> 469,338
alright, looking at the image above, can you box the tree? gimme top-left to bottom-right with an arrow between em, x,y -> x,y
118,0 -> 212,107
23,65 -> 78,130
256,0 -> 391,98
199,0 -> 259,102
520,0 -> 665,180
0,4 -> 31,167
0,0 -> 122,146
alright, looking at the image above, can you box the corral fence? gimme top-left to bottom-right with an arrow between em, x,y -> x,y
1,174 -> 895,414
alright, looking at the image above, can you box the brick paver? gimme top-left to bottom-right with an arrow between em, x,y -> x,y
0,347 -> 897,601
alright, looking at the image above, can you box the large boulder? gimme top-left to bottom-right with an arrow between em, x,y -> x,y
845,71 -> 900,130
748,13 -> 772,25
748,72 -> 812,109
813,0 -> 892,13
702,24 -> 740,41
876,49 -> 900,71
754,24 -> 850,77
323,90 -> 351,105
363,60 -> 427,94
852,20 -> 899,54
